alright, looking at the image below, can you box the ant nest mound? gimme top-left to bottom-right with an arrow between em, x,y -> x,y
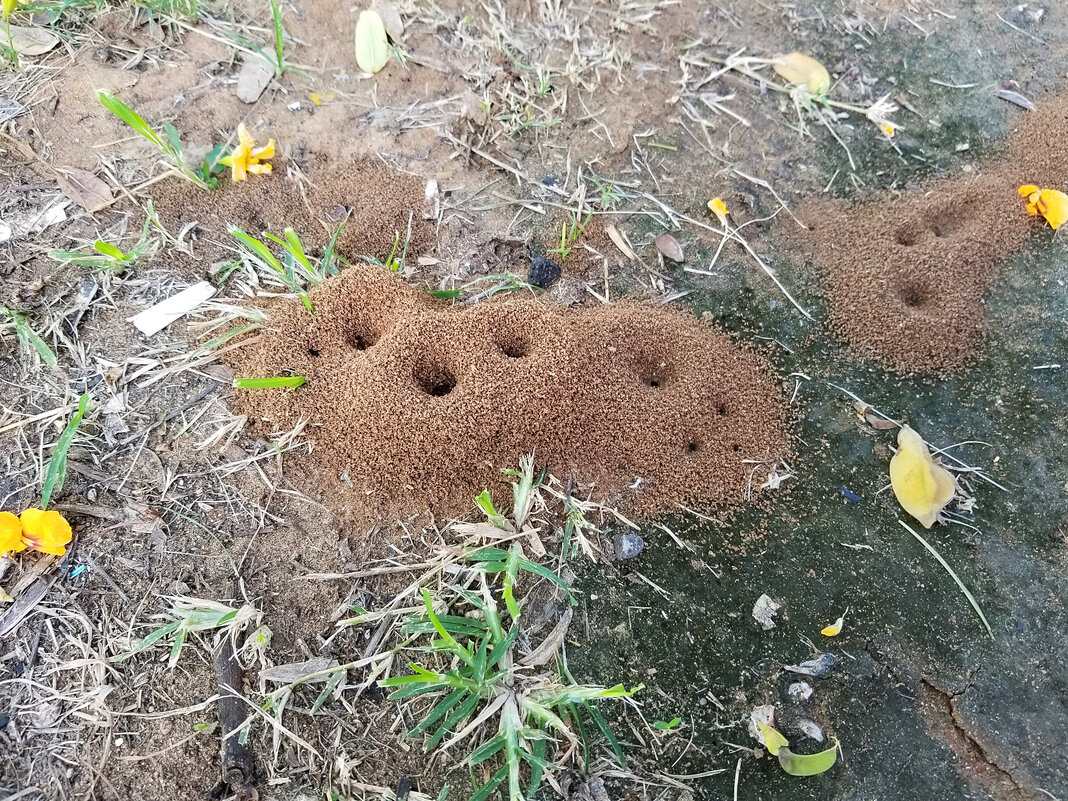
231,264 -> 790,520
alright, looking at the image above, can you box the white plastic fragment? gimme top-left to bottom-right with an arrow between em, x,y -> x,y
129,281 -> 217,337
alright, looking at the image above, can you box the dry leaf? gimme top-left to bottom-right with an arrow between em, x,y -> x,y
772,52 -> 831,95
605,223 -> 637,261
654,233 -> 684,263
889,425 -> 956,528
54,167 -> 113,212
354,9 -> 389,74
7,25 -> 59,56
865,414 -> 898,431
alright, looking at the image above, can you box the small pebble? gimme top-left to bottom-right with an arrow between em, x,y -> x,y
614,533 -> 644,560
528,256 -> 561,288
288,101 -> 302,111
797,718 -> 824,742
787,681 -> 814,701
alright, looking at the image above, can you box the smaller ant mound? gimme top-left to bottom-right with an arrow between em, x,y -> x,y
230,264 -> 790,521
795,93 -> 1068,375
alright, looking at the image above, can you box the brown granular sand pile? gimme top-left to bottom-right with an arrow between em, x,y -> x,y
229,263 -> 789,521
794,94 -> 1068,374
153,159 -> 433,261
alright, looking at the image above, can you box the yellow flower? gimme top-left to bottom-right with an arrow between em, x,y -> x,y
2,0 -> 17,21
1019,184 -> 1068,230
708,197 -> 729,226
220,123 -> 276,183
889,425 -> 956,529
19,508 -> 73,555
880,122 -> 895,137
0,511 -> 25,555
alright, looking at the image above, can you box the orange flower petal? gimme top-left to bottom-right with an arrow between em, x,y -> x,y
20,508 -> 72,556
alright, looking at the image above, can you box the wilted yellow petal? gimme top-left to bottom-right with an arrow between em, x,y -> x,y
757,721 -> 789,755
821,616 -> 844,637
355,9 -> 389,74
889,425 -> 956,529
772,52 -> 831,95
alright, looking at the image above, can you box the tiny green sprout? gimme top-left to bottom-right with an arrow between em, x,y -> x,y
0,305 -> 57,367
193,721 -> 212,732
50,216 -> 156,274
234,376 -> 306,390
548,210 -> 592,263
653,717 -> 682,731
475,489 -> 512,532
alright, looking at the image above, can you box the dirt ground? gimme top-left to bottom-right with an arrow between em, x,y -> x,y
1,1 -> 1067,801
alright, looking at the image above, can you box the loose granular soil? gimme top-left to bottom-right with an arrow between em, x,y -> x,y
228,263 -> 789,522
793,93 -> 1068,374
151,158 -> 434,264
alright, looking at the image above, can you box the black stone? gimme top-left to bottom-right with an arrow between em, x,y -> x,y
528,256 -> 561,288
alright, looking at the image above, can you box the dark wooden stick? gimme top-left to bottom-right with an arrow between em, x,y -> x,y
213,635 -> 259,801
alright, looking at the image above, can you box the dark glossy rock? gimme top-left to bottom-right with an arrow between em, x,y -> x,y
528,256 -> 561,288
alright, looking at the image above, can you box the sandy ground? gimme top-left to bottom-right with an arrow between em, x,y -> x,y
1,1 -> 1066,801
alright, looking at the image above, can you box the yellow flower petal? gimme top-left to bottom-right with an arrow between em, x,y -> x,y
20,508 -> 73,555
252,139 -> 275,160
821,616 -> 845,637
1036,188 -> 1068,230
880,122 -> 895,137
2,0 -> 17,21
708,197 -> 729,225
236,122 -> 255,149
889,426 -> 956,529
0,511 -> 26,554
224,127 -> 273,183
1018,184 -> 1039,198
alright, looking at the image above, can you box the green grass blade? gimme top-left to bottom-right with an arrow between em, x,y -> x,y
468,734 -> 505,766
282,228 -> 316,278
899,520 -> 994,639
112,619 -> 183,662
469,764 -> 507,801
410,688 -> 466,736
233,376 -> 306,389
167,625 -> 188,668
230,227 -> 289,282
2,306 -> 58,367
311,669 -> 345,713
93,241 -> 125,259
41,392 -> 89,509
97,90 -> 166,150
425,691 -> 479,750
584,700 -> 625,766
270,0 -> 285,72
